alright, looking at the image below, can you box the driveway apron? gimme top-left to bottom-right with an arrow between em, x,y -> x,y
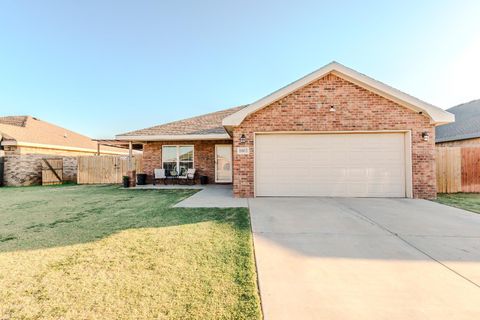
249,197 -> 480,320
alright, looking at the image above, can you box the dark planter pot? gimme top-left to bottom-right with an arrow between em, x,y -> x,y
137,173 -> 147,185
122,176 -> 130,188
200,175 -> 208,185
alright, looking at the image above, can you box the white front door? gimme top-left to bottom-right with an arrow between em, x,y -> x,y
215,144 -> 233,183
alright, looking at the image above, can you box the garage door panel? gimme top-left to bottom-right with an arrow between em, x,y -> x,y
255,133 -> 406,197
367,170 -> 403,179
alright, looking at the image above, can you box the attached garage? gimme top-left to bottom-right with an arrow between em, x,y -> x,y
223,62 -> 455,199
255,132 -> 411,197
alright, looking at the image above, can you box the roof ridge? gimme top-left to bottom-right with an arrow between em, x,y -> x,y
157,104 -> 247,126
171,104 -> 248,125
447,98 -> 480,111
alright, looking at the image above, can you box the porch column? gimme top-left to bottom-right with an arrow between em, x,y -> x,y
128,141 -> 133,170
127,141 -> 136,187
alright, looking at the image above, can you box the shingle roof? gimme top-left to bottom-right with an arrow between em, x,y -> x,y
0,116 -> 126,153
436,99 -> 480,143
119,105 -> 247,137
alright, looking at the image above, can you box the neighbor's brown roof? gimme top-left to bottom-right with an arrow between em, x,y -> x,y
0,115 -> 127,153
119,105 -> 247,137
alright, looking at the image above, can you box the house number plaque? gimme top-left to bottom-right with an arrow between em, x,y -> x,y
236,147 -> 250,155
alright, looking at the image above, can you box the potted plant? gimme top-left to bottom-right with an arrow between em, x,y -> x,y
122,176 -> 130,188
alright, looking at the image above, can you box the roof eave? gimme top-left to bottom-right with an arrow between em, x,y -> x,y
0,139 -> 18,146
1,140 -> 128,155
115,133 -> 232,141
433,117 -> 456,127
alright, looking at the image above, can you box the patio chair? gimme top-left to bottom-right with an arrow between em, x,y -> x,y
178,168 -> 196,185
153,169 -> 166,185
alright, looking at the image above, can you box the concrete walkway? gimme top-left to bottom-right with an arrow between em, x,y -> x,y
249,197 -> 480,320
174,184 -> 248,208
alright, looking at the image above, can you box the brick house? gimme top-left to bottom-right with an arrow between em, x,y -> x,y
0,116 -> 128,186
117,62 -> 454,199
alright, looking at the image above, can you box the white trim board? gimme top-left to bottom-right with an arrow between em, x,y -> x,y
115,134 -> 231,141
0,141 -> 129,155
223,61 -> 454,129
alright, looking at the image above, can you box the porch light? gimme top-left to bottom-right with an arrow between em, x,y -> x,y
422,131 -> 429,141
329,105 -> 336,112
240,134 -> 246,144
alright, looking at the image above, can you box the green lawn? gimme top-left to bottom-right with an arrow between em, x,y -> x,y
435,193 -> 480,214
0,185 -> 261,319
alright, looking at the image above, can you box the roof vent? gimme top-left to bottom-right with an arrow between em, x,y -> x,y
64,133 -> 68,138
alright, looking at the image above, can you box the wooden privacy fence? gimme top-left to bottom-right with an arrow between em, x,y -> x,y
436,147 -> 480,193
0,156 -> 4,186
42,159 -> 63,185
77,156 -> 143,184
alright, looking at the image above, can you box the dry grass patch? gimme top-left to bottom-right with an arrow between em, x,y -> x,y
0,185 -> 260,319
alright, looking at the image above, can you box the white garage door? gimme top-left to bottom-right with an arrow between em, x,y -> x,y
255,133 -> 407,197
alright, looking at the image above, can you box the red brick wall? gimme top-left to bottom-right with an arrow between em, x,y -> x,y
142,140 -> 232,184
232,74 -> 436,199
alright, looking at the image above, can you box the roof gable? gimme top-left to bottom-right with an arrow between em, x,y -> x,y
222,62 -> 454,129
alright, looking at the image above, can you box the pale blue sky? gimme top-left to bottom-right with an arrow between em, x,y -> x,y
1,1 -> 479,138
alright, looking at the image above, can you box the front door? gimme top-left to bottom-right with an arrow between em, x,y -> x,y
215,144 -> 233,183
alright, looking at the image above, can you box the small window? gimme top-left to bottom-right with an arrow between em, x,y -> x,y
162,145 -> 194,176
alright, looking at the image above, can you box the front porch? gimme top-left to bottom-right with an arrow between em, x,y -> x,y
139,140 -> 233,186
132,184 -> 247,208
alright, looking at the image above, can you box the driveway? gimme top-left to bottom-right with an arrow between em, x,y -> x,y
249,197 -> 480,320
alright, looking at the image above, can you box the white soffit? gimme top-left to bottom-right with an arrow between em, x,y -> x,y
222,61 -> 455,127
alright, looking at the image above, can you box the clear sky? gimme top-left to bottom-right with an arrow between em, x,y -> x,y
1,1 -> 479,138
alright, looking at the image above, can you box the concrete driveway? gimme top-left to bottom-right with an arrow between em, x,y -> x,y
249,197 -> 480,320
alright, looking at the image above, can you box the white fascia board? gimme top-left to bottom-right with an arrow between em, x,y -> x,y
1,141 -> 129,155
115,134 -> 232,141
0,140 -> 17,146
222,61 -> 455,127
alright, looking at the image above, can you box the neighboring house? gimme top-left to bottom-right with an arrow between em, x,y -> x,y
117,62 -> 454,199
0,115 -> 128,186
436,99 -> 480,147
0,116 -> 128,156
